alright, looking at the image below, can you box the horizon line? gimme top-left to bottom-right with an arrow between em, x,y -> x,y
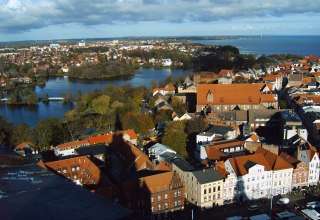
1,34 -> 320,44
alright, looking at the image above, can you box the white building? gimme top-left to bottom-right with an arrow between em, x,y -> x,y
161,59 -> 172,67
53,139 -> 90,157
297,143 -> 320,186
225,153 -> 273,201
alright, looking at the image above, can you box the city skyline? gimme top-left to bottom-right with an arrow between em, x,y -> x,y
0,0 -> 320,42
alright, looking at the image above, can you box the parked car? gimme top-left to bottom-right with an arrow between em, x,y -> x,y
248,205 -> 259,211
277,198 -> 289,205
306,201 -> 320,209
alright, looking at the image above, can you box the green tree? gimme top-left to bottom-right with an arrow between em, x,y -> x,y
35,118 -> 64,151
9,124 -> 35,146
162,121 -> 187,157
186,117 -> 208,135
42,93 -> 49,103
22,91 -> 38,104
92,95 -> 111,115
0,116 -> 13,146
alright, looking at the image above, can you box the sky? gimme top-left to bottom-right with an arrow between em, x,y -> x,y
0,0 -> 319,42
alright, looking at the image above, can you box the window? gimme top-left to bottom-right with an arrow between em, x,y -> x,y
158,195 -> 161,202
209,188 -> 211,193
165,203 -> 168,209
217,194 -> 220,199
207,90 -> 214,102
158,204 -> 161,211
165,193 -> 168,199
151,197 -> 154,203
151,206 -> 154,212
178,200 -> 181,206
218,186 -> 220,191
174,192 -> 177,197
76,166 -> 80,171
204,189 -> 207,194
204,196 -> 207,202
178,191 -> 181,196
71,167 -> 75,171
213,187 -> 216,192
63,169 -> 67,173
174,201 -> 177,207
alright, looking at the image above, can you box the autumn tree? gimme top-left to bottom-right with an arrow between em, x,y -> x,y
170,96 -> 188,115
9,124 -> 35,146
162,121 -> 187,157
122,112 -> 154,136
92,95 -> 111,115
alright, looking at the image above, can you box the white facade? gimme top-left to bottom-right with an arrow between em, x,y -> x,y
271,168 -> 293,196
222,172 -> 238,202
161,59 -> 172,67
225,161 -> 273,201
54,147 -> 75,157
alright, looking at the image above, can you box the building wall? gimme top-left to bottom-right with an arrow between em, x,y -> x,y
292,162 -> 309,188
272,168 -> 293,196
222,173 -> 237,202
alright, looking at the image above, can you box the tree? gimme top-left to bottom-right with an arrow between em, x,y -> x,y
0,116 -> 13,146
162,121 -> 187,157
171,96 -> 188,115
42,93 -> 49,103
35,118 -> 64,151
9,124 -> 35,146
122,112 -> 154,135
22,91 -> 38,104
154,109 -> 172,124
92,95 -> 111,115
186,117 -> 208,135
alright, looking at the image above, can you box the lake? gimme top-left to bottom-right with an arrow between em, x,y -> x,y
0,68 -> 189,126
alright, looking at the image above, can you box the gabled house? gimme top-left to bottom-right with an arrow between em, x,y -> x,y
279,152 -> 309,188
216,161 -> 238,203
255,148 -> 293,196
173,112 -> 195,121
297,143 -> 320,186
225,153 -> 273,201
152,83 -> 175,96
14,142 -> 37,156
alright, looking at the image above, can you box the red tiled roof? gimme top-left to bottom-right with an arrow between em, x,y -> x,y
255,147 -> 293,170
56,139 -> 90,150
197,83 -> 272,105
15,142 -> 34,150
228,153 -> 272,176
205,147 -> 228,161
86,133 -> 113,145
123,129 -> 138,140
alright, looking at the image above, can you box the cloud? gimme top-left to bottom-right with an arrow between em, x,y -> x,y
0,0 -> 319,33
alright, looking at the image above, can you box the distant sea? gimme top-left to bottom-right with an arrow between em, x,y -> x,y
192,35 -> 320,57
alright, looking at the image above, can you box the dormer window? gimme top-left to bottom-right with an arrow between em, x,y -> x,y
220,97 -> 224,102
207,90 -> 214,103
248,96 -> 252,102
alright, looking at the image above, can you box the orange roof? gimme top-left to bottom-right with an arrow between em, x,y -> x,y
247,133 -> 260,142
261,94 -> 277,103
279,152 -> 303,168
15,142 -> 34,150
263,75 -> 279,82
302,77 -> 317,84
255,147 -> 293,170
86,133 -> 113,145
44,156 -> 101,184
123,129 -> 138,140
56,139 -> 90,150
219,69 -> 232,76
228,153 -> 272,176
205,147 -> 228,161
215,161 -> 229,178
197,83 -> 268,105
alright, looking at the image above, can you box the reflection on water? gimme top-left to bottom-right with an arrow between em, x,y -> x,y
0,68 -> 188,127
